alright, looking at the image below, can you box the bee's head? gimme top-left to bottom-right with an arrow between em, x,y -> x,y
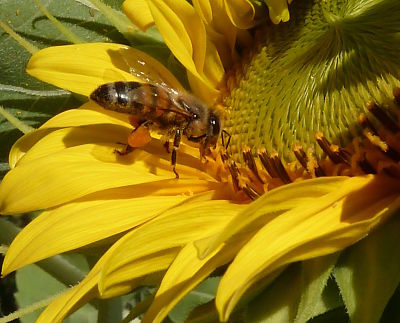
184,107 -> 221,151
179,94 -> 221,151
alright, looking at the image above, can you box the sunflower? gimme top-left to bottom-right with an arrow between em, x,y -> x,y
1,0 -> 400,322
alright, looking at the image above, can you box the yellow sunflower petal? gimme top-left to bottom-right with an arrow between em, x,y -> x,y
2,193 -> 189,275
187,71 -> 219,104
185,37 -> 225,102
211,1 -> 238,52
36,257 -> 104,323
8,103 -> 132,168
9,128 -> 54,169
101,250 -> 178,298
264,0 -> 290,24
37,285 -> 98,323
36,242 -> 162,323
122,0 -> 155,30
141,244 -> 231,323
192,0 -> 212,24
192,0 -> 236,66
26,43 -> 181,96
147,0 -> 206,76
0,144 -> 175,214
142,203 -> 246,323
98,197 -> 242,298
216,175 -> 400,321
15,125 -> 130,167
196,176 -> 352,258
224,0 -> 255,29
203,40 -> 225,88
39,104 -> 130,128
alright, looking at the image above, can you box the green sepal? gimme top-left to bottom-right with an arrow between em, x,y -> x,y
334,214 -> 400,323
245,264 -> 302,322
168,277 -> 219,323
295,253 -> 341,323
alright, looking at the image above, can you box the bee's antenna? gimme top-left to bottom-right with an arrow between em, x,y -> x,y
221,130 -> 231,149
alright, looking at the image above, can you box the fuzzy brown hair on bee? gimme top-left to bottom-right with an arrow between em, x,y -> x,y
90,81 -> 221,178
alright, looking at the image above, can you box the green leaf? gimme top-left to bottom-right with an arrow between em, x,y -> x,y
186,300 -> 219,323
14,258 -> 96,323
246,264 -> 302,322
295,253 -> 341,323
334,214 -> 400,323
168,277 -> 219,323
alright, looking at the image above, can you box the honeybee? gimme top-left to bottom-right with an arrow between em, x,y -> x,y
90,81 -> 221,178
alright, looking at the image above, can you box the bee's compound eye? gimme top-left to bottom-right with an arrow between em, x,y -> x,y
209,114 -> 220,136
193,113 -> 198,120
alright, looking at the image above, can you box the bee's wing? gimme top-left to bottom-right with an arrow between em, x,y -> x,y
116,47 -> 183,91
122,83 -> 192,118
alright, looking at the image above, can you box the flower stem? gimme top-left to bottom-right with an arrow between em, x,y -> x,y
98,297 -> 122,323
88,0 -> 133,38
34,0 -> 84,44
0,105 -> 35,134
0,291 -> 62,323
0,20 -> 38,54
0,218 -> 20,244
37,256 -> 86,287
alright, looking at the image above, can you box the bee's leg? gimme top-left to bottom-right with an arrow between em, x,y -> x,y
115,144 -> 134,155
171,128 -> 181,179
163,140 -> 170,154
200,135 -> 210,162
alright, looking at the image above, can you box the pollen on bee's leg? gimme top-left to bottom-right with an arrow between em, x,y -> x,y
315,132 -> 350,165
127,125 -> 152,148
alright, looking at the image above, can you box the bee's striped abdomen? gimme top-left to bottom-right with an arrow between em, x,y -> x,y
90,81 -> 189,130
113,81 -> 131,107
90,81 -> 163,114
